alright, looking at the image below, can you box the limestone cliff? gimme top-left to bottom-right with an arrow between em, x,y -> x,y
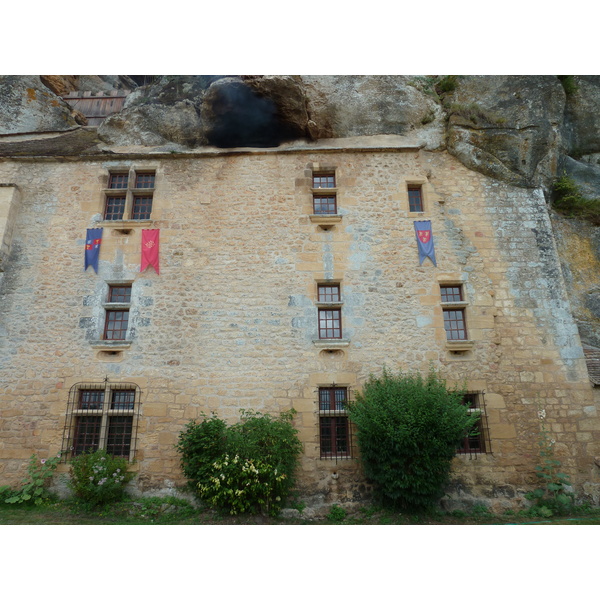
1,74 -> 599,348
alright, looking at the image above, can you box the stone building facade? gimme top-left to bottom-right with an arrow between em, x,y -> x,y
1,136 -> 598,510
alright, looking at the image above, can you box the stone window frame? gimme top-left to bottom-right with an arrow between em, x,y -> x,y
103,283 -> 132,341
405,179 -> 428,213
440,283 -> 474,351
313,280 -> 350,348
317,282 -> 342,340
102,167 -> 156,223
310,167 -> 342,229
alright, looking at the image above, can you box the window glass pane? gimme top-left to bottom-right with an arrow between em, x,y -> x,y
73,416 -> 102,455
135,172 -> 155,189
319,388 -> 331,411
132,195 -> 153,220
104,310 -> 129,340
408,187 -> 423,212
108,173 -> 128,189
313,195 -> 337,214
334,388 -> 347,410
106,416 -> 133,456
443,309 -> 466,340
320,417 -> 333,455
320,416 -> 349,457
104,196 -> 126,220
79,390 -> 104,410
111,390 -> 135,410
319,309 -> 341,339
440,286 -> 463,303
313,173 -> 335,188
335,418 -> 349,453
108,285 -> 131,303
318,284 -> 340,303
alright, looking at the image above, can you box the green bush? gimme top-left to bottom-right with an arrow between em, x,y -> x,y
348,368 -> 479,513
176,410 -> 303,516
5,453 -> 61,505
68,450 -> 134,508
552,174 -> 600,224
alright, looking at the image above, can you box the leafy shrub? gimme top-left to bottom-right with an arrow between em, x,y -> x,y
326,504 -> 347,523
5,454 -> 61,505
176,409 -> 302,517
525,408 -> 574,517
435,75 -> 458,95
552,174 -> 600,225
69,449 -> 134,508
177,415 -> 228,491
348,368 -> 479,513
0,485 -> 12,502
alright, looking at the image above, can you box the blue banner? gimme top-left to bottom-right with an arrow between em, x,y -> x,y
414,221 -> 437,266
84,228 -> 103,273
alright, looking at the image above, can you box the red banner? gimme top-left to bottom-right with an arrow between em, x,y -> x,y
141,229 -> 160,274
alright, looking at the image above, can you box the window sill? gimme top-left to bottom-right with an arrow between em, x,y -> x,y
445,340 -> 474,351
90,340 -> 132,350
313,339 -> 350,349
99,219 -> 152,227
310,215 -> 342,229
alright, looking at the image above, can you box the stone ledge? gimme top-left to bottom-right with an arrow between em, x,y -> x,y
98,219 -> 152,228
90,340 -> 132,350
313,339 -> 350,349
445,340 -> 475,351
309,215 -> 342,228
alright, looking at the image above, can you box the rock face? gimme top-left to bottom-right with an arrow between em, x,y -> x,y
445,75 -> 565,189
0,76 -> 80,134
1,74 -> 600,347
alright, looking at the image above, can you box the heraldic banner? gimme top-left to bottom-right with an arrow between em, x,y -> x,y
413,220 -> 437,267
84,228 -> 103,273
141,229 -> 160,274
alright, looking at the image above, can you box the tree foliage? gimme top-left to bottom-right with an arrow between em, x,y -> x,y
348,368 -> 479,512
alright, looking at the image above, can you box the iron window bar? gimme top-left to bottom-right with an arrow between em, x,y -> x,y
317,385 -> 355,462
61,379 -> 141,462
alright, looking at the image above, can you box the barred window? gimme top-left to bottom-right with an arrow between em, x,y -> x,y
319,387 -> 352,459
61,381 -> 141,460
456,392 -> 491,456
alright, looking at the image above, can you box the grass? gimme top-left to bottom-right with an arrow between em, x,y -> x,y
2,497 -> 600,525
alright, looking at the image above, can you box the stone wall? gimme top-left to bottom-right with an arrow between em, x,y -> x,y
0,139 -> 597,510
